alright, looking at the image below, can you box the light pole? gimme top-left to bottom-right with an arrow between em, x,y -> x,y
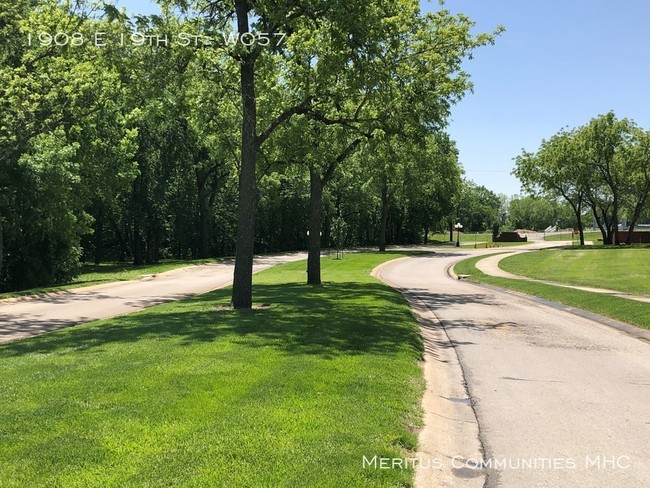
454,222 -> 463,247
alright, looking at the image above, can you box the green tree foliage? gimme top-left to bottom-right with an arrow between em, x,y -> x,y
0,0 -> 499,294
506,196 -> 567,231
455,180 -> 501,233
514,112 -> 650,245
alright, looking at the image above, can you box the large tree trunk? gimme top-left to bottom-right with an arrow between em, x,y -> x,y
307,167 -> 323,285
379,181 -> 389,252
576,213 -> 585,246
0,209 -> 4,285
231,1 -> 257,309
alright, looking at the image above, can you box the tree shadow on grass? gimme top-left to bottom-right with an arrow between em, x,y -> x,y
0,282 -> 424,360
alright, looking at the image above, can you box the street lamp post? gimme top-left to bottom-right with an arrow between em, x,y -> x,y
454,222 -> 463,247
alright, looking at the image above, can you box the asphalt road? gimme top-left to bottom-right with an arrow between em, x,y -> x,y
0,253 -> 307,344
378,250 -> 650,488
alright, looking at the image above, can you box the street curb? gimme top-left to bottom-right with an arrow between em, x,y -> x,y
372,257 -> 487,488
449,256 -> 650,344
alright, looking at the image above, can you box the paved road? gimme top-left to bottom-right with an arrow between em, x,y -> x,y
378,249 -> 650,488
0,253 -> 307,344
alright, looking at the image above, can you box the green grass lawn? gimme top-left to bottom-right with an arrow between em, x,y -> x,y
499,247 -> 650,295
0,259 -> 220,300
454,254 -> 650,331
0,253 -> 424,487
543,230 -> 601,242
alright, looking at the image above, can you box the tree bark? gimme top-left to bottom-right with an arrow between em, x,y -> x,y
307,167 -> 323,285
133,219 -> 143,265
94,203 -> 103,265
611,197 -> 619,245
576,213 -> 585,246
379,180 -> 389,252
231,0 -> 257,309
626,192 -> 649,245
197,173 -> 210,259
449,220 -> 453,242
0,209 -> 4,285
566,198 -> 585,246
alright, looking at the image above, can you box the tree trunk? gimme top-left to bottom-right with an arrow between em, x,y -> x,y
231,1 -> 257,309
611,198 -> 619,245
567,199 -> 585,246
626,194 -> 649,245
197,175 -> 210,259
133,219 -> 143,265
94,204 -> 103,265
0,209 -> 4,285
423,225 -> 428,245
307,167 -> 323,285
379,181 -> 389,252
576,214 -> 585,246
589,203 -> 607,244
449,220 -> 454,242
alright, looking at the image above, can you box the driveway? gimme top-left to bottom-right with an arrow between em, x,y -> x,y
0,253 -> 307,344
378,249 -> 650,488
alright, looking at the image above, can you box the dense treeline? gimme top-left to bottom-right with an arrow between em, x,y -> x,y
515,112 -> 650,245
0,0 -> 500,295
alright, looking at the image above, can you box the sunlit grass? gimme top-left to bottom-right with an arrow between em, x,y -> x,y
499,247 -> 650,295
0,253 -> 424,487
454,254 -> 650,331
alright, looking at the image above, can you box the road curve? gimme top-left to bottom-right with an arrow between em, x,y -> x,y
0,253 -> 307,344
379,250 -> 650,488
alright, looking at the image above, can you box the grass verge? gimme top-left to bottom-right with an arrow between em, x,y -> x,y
0,259 -> 221,300
499,247 -> 650,296
0,252 -> 424,487
543,230 -> 601,242
454,255 -> 650,331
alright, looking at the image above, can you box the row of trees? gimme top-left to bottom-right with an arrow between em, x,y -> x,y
0,1 -> 500,303
514,112 -> 650,245
500,195 -> 576,231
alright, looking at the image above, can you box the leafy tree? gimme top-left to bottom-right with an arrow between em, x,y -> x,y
621,128 -> 650,243
506,195 -> 561,231
455,180 -> 500,233
514,129 -> 589,245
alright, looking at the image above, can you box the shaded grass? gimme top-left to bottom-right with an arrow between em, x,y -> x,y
499,247 -> 650,295
454,255 -> 650,331
0,259 -> 222,300
0,252 -> 425,487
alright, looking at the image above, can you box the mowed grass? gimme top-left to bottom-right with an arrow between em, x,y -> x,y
0,253 -> 424,488
499,247 -> 650,295
454,254 -> 650,331
0,259 -> 221,300
543,230 -> 601,242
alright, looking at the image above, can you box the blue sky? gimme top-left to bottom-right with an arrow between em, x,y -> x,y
116,0 -> 650,196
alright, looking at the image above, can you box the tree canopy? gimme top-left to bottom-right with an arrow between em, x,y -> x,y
0,0 -> 501,297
